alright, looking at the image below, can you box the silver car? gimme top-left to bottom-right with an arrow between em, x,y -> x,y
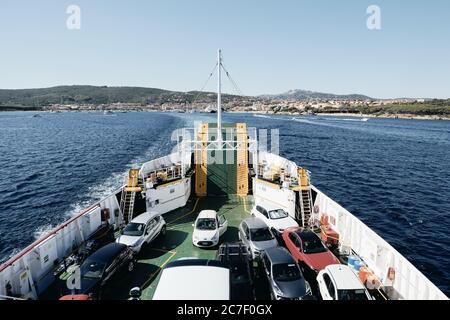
116,211 -> 166,254
238,217 -> 278,260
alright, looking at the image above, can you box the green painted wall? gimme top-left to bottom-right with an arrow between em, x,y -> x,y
206,123 -> 238,196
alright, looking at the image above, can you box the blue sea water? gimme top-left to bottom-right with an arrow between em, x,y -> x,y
0,111 -> 449,295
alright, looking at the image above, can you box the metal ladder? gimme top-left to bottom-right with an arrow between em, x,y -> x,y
299,188 -> 313,228
119,169 -> 142,225
297,167 -> 313,228
119,189 -> 136,225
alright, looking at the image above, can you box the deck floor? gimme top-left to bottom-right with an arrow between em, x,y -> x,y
101,195 -> 254,300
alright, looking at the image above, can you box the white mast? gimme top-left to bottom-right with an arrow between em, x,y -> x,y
217,49 -> 222,142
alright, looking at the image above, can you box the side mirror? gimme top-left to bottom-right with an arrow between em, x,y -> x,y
192,223 -> 195,227
129,287 -> 141,299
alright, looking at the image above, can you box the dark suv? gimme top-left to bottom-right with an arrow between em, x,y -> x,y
63,243 -> 135,299
217,242 -> 255,300
261,247 -> 312,300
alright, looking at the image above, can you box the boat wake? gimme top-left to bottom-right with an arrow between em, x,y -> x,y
33,224 -> 54,240
318,117 -> 369,122
253,114 -> 272,119
64,116 -> 187,220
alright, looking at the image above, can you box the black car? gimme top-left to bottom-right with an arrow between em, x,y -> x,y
261,247 -> 312,300
216,242 -> 255,300
64,243 -> 135,299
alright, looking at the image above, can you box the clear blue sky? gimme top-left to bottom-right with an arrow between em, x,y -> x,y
0,0 -> 449,98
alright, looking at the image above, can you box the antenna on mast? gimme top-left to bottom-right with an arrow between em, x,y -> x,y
217,49 -> 222,142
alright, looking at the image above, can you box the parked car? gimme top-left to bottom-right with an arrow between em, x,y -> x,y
153,258 -> 230,300
116,211 -> 166,254
261,247 -> 312,300
192,210 -> 228,248
317,264 -> 372,300
251,203 -> 299,237
64,243 -> 135,299
238,217 -> 278,260
282,227 -> 340,273
217,242 -> 255,300
54,224 -> 115,277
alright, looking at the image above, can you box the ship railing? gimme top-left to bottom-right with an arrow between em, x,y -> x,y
143,165 -> 183,188
175,126 -> 258,149
312,185 -> 448,300
180,139 -> 258,152
0,188 -> 122,300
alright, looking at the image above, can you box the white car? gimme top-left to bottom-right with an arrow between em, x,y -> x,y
192,210 -> 228,248
153,258 -> 230,300
251,203 -> 299,236
317,264 -> 372,300
116,211 -> 166,254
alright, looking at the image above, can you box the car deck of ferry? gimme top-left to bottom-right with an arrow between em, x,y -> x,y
40,193 -> 391,301
41,195 -> 262,300
111,195 -> 254,300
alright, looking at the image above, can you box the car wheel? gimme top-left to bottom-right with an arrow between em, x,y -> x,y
127,261 -> 135,273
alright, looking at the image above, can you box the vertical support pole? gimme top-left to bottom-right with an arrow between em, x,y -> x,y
217,49 -> 222,146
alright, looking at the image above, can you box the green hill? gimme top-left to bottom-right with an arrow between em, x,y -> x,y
0,85 -> 240,108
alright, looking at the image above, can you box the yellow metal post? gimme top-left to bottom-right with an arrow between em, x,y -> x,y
124,169 -> 142,192
236,123 -> 249,196
195,123 -> 208,197
298,168 -> 310,190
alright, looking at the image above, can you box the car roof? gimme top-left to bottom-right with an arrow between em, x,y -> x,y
242,217 -> 268,229
264,247 -> 295,264
88,243 -> 127,264
325,265 -> 365,290
295,229 -> 319,240
255,201 -> 281,211
153,259 -> 230,300
131,211 -> 160,224
197,210 -> 218,219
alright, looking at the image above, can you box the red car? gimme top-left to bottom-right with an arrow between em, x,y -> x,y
282,227 -> 340,273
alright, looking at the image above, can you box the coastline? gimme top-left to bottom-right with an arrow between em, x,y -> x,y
238,111 -> 450,121
2,108 -> 450,121
306,112 -> 450,121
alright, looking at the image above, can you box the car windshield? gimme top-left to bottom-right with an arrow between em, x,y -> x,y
80,259 -> 107,279
122,222 -> 145,236
298,231 -> 327,254
273,263 -> 302,282
196,218 -> 217,230
338,289 -> 369,300
268,209 -> 288,220
250,228 -> 274,241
